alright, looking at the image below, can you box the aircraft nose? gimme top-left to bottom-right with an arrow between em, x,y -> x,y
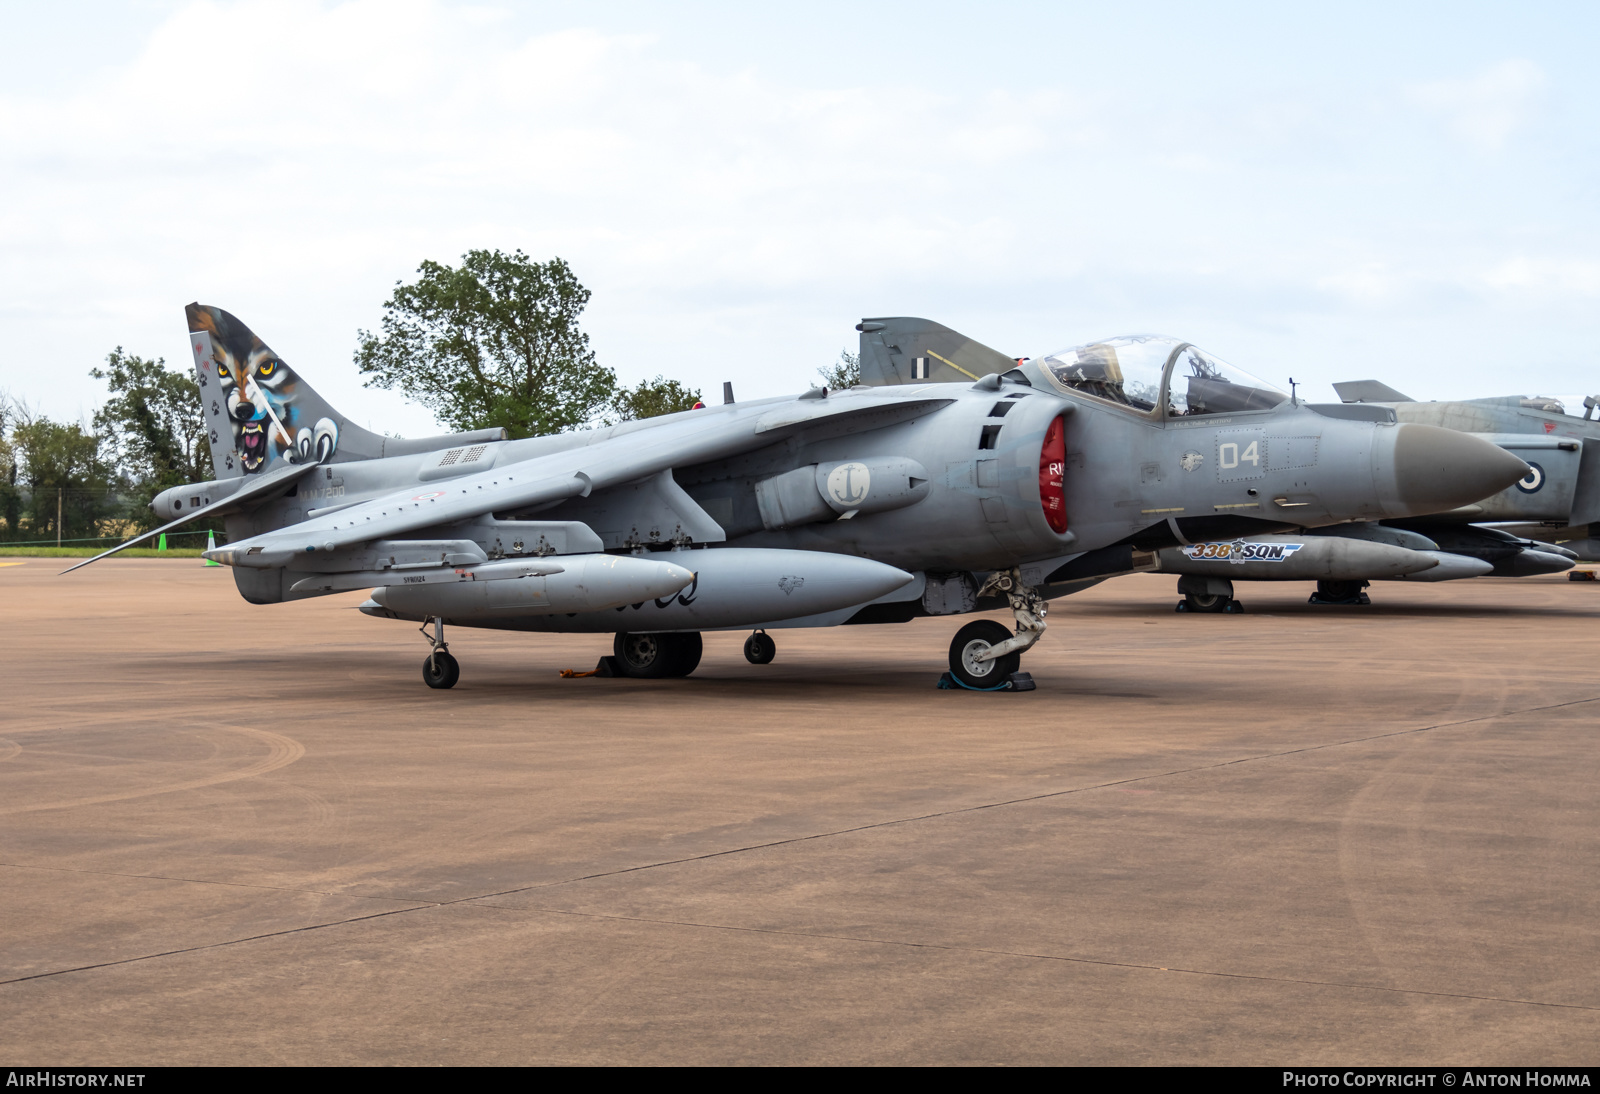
1387,424 -> 1529,516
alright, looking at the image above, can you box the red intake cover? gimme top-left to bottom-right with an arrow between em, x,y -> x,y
1039,415 -> 1068,533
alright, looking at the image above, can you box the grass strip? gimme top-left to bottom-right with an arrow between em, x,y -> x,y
0,547 -> 210,558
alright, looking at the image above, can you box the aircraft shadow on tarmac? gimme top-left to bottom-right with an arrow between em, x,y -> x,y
1082,597 -> 1600,620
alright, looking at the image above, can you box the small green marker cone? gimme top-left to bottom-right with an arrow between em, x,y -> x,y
158,532 -> 167,552
205,530 -> 220,566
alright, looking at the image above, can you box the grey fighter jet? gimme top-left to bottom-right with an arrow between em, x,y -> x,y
1335,381 -> 1600,558
68,305 -> 1528,687
857,319 -> 1553,612
1134,378 -> 1600,610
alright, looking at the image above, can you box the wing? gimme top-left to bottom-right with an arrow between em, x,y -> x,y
210,393 -> 956,569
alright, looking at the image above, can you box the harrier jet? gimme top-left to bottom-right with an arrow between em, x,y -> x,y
857,321 -> 1592,611
68,306 -> 1528,686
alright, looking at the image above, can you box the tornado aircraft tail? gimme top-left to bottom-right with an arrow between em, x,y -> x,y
185,303 -> 505,478
855,317 -> 1021,387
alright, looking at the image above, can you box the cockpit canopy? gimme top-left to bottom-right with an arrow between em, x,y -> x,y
1037,335 -> 1287,417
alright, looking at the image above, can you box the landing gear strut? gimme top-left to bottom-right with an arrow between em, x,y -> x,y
744,630 -> 776,665
944,567 -> 1044,689
613,631 -> 704,678
421,617 -> 460,689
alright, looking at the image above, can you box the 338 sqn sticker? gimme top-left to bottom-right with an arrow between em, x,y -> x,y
1181,540 -> 1304,564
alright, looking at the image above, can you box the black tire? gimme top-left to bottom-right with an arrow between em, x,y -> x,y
1316,580 -> 1364,601
948,620 -> 1021,689
613,632 -> 703,678
663,632 -> 703,677
1183,592 -> 1231,613
614,632 -> 671,678
744,631 -> 776,665
422,651 -> 460,689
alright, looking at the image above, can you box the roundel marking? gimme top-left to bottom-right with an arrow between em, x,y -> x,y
411,491 -> 448,501
825,463 -> 871,508
1515,462 -> 1544,494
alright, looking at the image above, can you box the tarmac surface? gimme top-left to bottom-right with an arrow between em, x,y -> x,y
2,558 -> 1598,1065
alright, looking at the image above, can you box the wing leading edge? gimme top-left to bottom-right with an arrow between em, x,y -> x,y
208,393 -> 956,568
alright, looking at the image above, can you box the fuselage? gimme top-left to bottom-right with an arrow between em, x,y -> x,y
164,368 -> 1529,627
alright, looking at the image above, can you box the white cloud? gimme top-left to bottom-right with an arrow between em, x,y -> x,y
0,4 -> 1597,426
1407,58 -> 1547,152
1482,256 -> 1600,297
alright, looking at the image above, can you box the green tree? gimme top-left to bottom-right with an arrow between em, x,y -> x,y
90,349 -> 208,531
355,251 -> 618,439
11,417 -> 112,542
818,349 -> 861,390
611,376 -> 702,422
0,395 -> 21,536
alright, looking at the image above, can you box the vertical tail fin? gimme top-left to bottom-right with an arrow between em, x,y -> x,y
856,317 -> 1020,386
186,303 -> 385,478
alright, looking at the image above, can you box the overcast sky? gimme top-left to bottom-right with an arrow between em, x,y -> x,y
3,1 -> 1598,437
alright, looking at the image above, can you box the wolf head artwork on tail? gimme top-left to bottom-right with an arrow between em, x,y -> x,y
186,303 -> 341,476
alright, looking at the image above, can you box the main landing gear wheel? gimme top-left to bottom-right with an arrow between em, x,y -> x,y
948,619 -> 1022,689
613,632 -> 704,678
422,650 -> 460,689
744,630 -> 776,665
1181,592 -> 1236,613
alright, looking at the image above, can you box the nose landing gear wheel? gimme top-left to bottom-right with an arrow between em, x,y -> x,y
744,630 -> 776,665
423,650 -> 461,689
613,632 -> 704,678
948,619 -> 1022,689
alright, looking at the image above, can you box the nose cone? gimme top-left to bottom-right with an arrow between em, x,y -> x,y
657,561 -> 696,592
1389,425 -> 1529,516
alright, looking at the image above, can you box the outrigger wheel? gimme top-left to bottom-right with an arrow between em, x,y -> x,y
744,630 -> 776,665
948,619 -> 1022,689
423,650 -> 461,689
613,631 -> 704,678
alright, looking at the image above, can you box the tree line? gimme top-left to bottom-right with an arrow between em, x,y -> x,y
0,349 -> 209,544
1,249 -> 856,544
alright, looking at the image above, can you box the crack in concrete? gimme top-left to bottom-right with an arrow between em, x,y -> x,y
463,691 -> 1600,899
0,907 -> 426,987
5,692 -> 1596,996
